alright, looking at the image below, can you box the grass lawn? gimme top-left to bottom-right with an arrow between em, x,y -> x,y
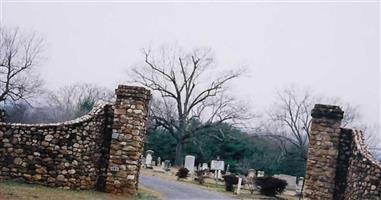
0,180 -> 162,200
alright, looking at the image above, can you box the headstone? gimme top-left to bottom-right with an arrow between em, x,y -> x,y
184,155 -> 195,172
152,161 -> 156,166
145,150 -> 154,168
141,156 -> 146,168
257,170 -> 265,177
246,172 -> 256,194
236,177 -> 243,194
211,158 -> 224,182
210,160 -> 224,171
296,177 -> 304,195
157,157 -> 161,166
161,162 -> 165,169
202,163 -> 208,170
164,160 -> 171,171
217,170 -> 222,179
247,169 -> 256,178
297,177 -> 303,185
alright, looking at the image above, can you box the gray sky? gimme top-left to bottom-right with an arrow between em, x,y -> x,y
1,1 -> 380,130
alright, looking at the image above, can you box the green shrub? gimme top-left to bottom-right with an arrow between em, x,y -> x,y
223,174 -> 239,192
255,177 -> 287,196
176,167 -> 189,179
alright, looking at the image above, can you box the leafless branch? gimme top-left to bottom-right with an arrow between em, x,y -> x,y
0,27 -> 44,105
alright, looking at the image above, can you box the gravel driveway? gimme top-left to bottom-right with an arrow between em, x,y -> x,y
140,175 -> 233,200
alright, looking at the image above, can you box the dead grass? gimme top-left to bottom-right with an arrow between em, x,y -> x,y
0,180 -> 162,200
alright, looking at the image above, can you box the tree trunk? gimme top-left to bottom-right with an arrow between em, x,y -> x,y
174,141 -> 185,166
174,117 -> 186,166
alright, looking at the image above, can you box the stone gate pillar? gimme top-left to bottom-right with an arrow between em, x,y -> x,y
303,104 -> 343,200
105,85 -> 151,195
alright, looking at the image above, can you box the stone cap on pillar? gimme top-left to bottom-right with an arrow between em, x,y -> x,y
115,85 -> 151,100
311,104 -> 344,120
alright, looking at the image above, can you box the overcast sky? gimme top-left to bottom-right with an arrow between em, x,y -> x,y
1,1 -> 380,131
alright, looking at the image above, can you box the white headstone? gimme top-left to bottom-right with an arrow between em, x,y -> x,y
184,155 -> 195,172
202,163 -> 208,170
157,157 -> 161,166
217,170 -> 222,179
210,160 -> 225,171
257,170 -> 265,177
236,177 -> 243,194
145,150 -> 154,168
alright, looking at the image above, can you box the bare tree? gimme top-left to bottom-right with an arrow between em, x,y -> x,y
3,83 -> 113,123
132,45 -> 250,166
45,83 -> 114,122
0,27 -> 44,105
267,86 -> 359,160
362,123 -> 381,152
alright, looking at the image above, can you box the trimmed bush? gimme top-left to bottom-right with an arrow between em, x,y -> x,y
223,174 -> 239,192
176,167 -> 189,179
255,177 -> 287,196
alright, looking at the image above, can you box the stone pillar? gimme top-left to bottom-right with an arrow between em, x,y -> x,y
303,104 -> 343,200
105,85 -> 151,195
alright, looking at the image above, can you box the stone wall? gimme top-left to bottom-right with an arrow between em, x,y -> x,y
342,129 -> 381,199
0,103 -> 113,190
0,85 -> 151,195
304,104 -> 381,200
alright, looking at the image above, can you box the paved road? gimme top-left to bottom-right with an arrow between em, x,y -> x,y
140,175 -> 233,200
